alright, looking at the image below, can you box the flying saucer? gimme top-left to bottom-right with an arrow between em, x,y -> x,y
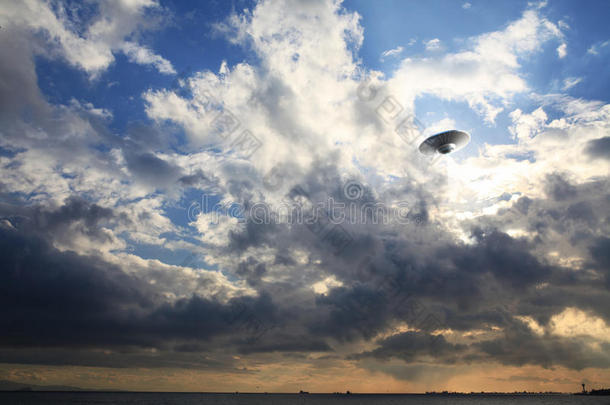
418,130 -> 470,156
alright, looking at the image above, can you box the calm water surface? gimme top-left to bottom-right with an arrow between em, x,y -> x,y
0,393 -> 609,405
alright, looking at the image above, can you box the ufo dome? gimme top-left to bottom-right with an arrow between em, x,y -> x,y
418,130 -> 470,156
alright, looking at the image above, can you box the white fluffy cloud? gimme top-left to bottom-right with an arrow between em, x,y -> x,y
445,95 -> 609,234
146,0 -> 570,193
0,0 -> 174,77
390,7 -> 564,123
141,1 -> 600,234
140,2 -> 610,300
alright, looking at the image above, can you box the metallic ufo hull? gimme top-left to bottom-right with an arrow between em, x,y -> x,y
418,130 -> 470,156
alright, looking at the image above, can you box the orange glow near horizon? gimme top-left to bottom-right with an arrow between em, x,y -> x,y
2,362 -> 609,394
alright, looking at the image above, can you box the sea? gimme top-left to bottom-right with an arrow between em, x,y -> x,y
0,393 -> 609,405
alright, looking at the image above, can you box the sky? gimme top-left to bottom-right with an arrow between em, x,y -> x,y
0,0 -> 609,394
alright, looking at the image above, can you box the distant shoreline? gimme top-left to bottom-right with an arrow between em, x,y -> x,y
0,391 -> 602,395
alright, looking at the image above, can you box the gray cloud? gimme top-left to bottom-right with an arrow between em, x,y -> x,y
125,151 -> 184,188
585,136 -> 610,160
474,325 -> 610,370
0,201 -> 283,358
353,331 -> 466,363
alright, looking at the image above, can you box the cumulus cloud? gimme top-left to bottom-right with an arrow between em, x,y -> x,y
0,0 -> 174,77
389,6 -> 564,122
0,0 -> 608,390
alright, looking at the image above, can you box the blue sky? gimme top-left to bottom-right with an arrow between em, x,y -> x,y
1,0 -> 609,393
33,0 -> 610,156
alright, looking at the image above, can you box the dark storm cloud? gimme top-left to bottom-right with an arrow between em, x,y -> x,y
471,175 -> 608,254
307,226 -> 555,341
449,177 -> 610,326
353,331 -> 466,363
0,219 -> 295,359
589,237 -> 610,287
473,323 -> 610,370
0,192 -> 333,368
585,136 -> 610,160
0,196 -> 115,244
0,224 -> 149,347
236,337 -> 332,355
590,237 -> 610,270
312,284 -> 395,341
224,162 -> 598,339
354,321 -> 610,370
0,200 -> 294,364
0,347 -> 247,370
236,256 -> 267,286
228,218 -> 282,252
34,196 -> 115,239
1,154 -> 608,374
197,160 -> 610,372
220,162 -> 610,373
544,172 -> 577,201
453,228 -> 552,289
